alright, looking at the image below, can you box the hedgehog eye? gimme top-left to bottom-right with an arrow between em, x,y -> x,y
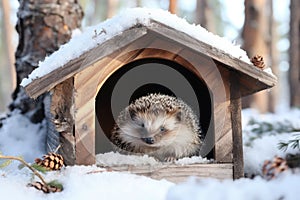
140,123 -> 145,128
160,126 -> 166,132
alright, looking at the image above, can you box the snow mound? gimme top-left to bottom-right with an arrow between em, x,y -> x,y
96,152 -> 211,167
0,165 -> 174,200
0,110 -> 46,163
96,152 -> 159,166
166,173 -> 300,200
174,156 -> 212,165
21,7 -> 252,86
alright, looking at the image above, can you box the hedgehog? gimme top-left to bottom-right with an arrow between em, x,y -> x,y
110,93 -> 203,162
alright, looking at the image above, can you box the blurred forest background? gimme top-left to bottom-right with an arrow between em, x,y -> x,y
0,0 -> 298,113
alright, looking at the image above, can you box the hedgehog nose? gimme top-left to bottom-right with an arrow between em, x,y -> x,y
141,137 -> 155,144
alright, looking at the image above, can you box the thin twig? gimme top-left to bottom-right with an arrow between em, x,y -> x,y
0,155 -> 49,188
54,144 -> 62,154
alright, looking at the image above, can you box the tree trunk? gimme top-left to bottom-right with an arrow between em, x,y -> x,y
195,0 -> 218,34
136,0 -> 142,7
195,0 -> 208,28
267,0 -> 279,112
9,0 -> 83,123
107,0 -> 118,18
289,0 -> 300,107
242,0 -> 272,113
0,0 -> 16,112
169,0 -> 177,14
1,0 -> 16,95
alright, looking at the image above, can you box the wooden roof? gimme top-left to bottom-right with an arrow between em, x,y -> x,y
24,19 -> 277,99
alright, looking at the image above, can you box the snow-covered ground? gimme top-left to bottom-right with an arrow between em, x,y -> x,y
0,108 -> 300,200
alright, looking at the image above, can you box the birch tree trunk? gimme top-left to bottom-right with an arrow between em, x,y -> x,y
9,0 -> 83,123
289,0 -> 300,107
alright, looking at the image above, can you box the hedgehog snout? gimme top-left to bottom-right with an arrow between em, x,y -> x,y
141,137 -> 155,144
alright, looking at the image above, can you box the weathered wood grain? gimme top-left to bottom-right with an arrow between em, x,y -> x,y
214,101 -> 233,163
49,78 -> 75,165
213,67 -> 233,163
73,50 -> 147,165
230,73 -> 244,179
99,163 -> 233,183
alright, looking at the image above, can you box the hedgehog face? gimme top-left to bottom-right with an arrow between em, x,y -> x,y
118,107 -> 182,148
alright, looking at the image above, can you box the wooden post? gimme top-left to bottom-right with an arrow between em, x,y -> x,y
230,73 -> 244,179
49,78 -> 75,165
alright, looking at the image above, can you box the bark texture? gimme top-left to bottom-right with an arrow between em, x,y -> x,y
289,0 -> 300,107
195,0 -> 208,29
10,0 -> 83,123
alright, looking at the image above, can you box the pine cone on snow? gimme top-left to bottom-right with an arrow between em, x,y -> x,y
286,153 -> 300,168
251,55 -> 266,69
262,156 -> 289,180
35,153 -> 64,171
27,181 -> 62,193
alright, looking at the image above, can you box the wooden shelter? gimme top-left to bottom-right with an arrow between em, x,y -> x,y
23,9 -> 277,182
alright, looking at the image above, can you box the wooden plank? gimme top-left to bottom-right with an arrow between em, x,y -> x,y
230,73 -> 244,179
173,49 -> 234,162
49,78 -> 75,165
99,163 -> 233,182
133,38 -> 183,60
213,70 -> 233,162
214,100 -> 233,162
74,99 -> 95,165
73,50 -> 148,165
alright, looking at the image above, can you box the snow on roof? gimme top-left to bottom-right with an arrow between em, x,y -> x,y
21,8 -> 252,87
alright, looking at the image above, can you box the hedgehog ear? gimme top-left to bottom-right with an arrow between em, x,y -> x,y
175,111 -> 182,122
128,107 -> 137,120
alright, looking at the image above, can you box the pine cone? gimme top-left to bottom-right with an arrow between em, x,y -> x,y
35,153 -> 64,171
251,55 -> 266,69
286,153 -> 300,168
262,156 -> 289,180
27,181 -> 62,193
